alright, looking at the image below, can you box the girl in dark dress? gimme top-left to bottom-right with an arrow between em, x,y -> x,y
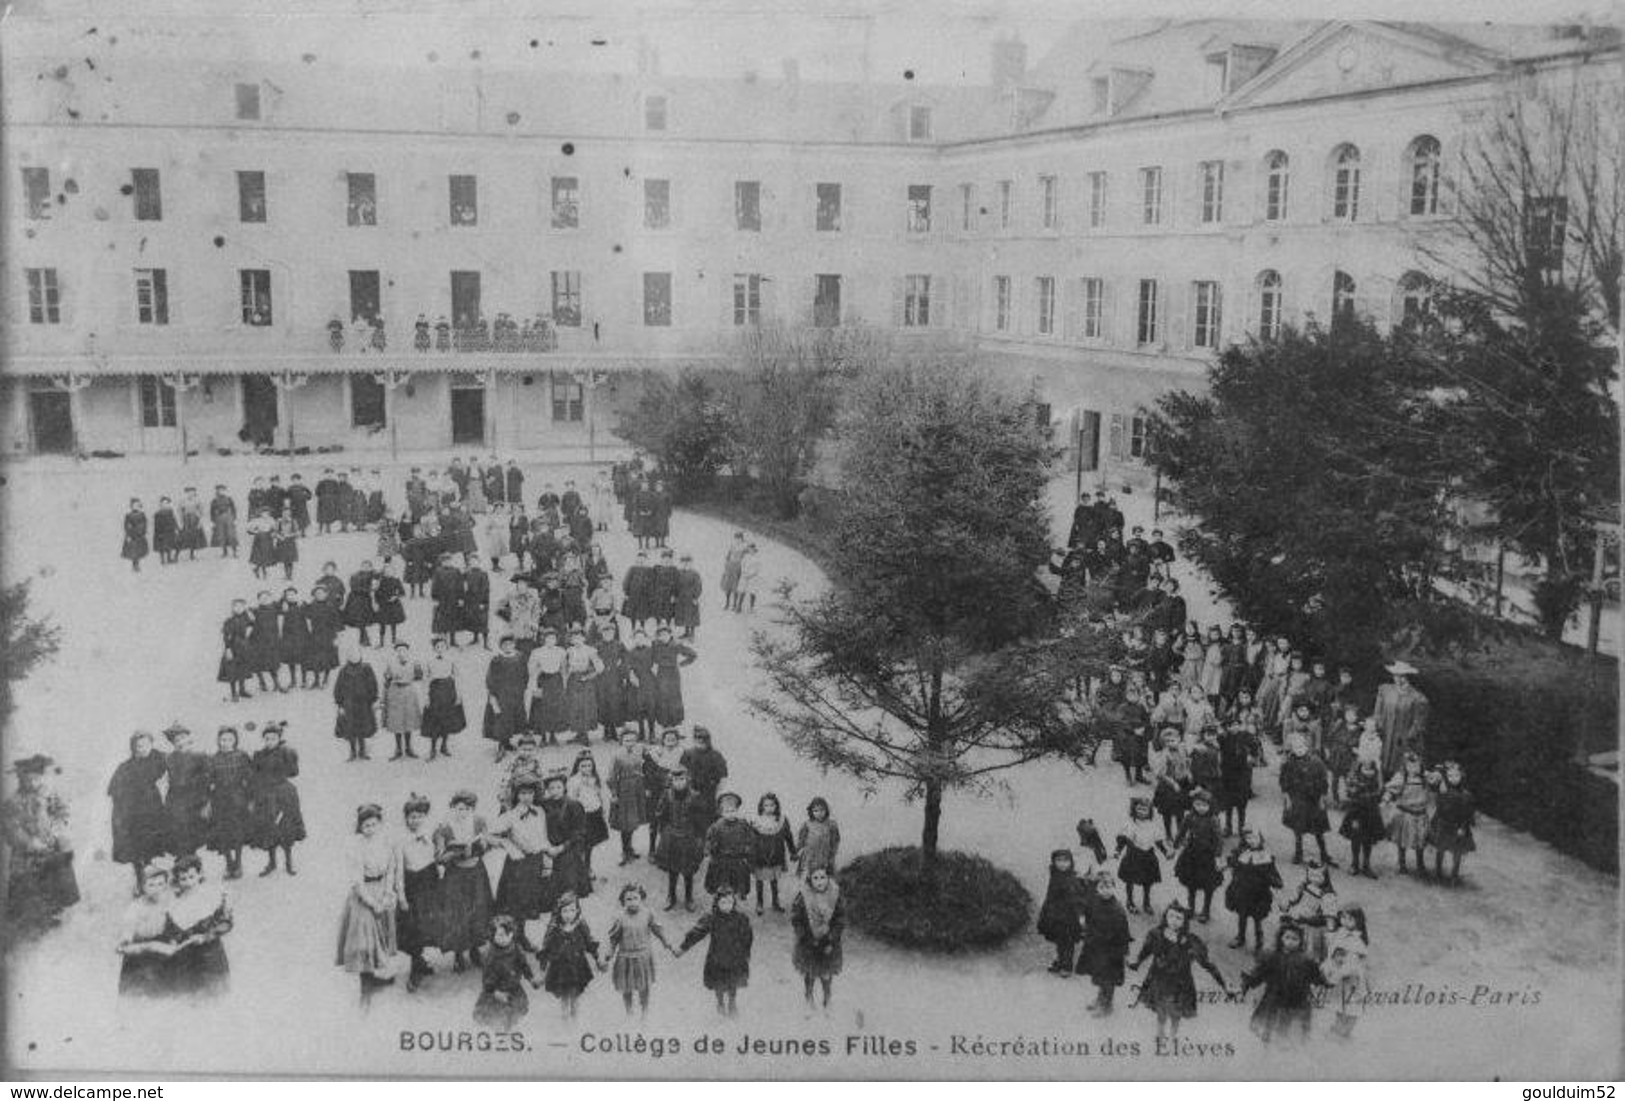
790,867 -> 844,1011
333,649 -> 380,761
397,794 -> 443,993
161,724 -> 210,858
108,732 -> 168,893
1128,902 -> 1229,1040
624,631 -> 658,741
246,510 -> 276,580
431,556 -> 465,642
206,727 -> 254,880
217,600 -> 254,701
473,915 -> 538,1028
374,563 -> 407,648
273,509 -> 299,580
1171,789 -> 1224,923
421,636 -> 466,760
1224,827 -> 1282,952
594,623 -> 631,741
1339,757 -> 1387,878
676,884 -> 754,1018
1077,872 -> 1133,1016
209,486 -> 239,558
750,792 -> 797,915
304,585 -> 342,687
434,791 -> 492,972
483,635 -> 530,758
565,752 -> 610,883
1114,797 -> 1165,915
1279,734 -> 1335,866
343,561 -> 380,649
701,792 -> 758,902
1426,760 -> 1476,885
278,587 -> 311,690
1035,849 -> 1089,974
491,779 -> 554,932
122,499 -> 149,571
1240,923 -> 1331,1044
538,774 -> 589,903
116,859 -> 176,997
1217,712 -> 1257,838
153,497 -> 179,565
536,892 -> 600,1018
249,722 -> 305,876
649,627 -> 697,729
248,592 -> 284,694
163,853 -> 234,998
653,768 -> 708,911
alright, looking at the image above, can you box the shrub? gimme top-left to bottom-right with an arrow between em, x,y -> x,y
840,847 -> 1032,952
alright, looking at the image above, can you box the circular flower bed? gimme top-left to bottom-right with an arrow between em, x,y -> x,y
840,846 -> 1032,952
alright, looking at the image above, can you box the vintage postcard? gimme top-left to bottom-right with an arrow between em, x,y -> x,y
1,0 -> 1620,1081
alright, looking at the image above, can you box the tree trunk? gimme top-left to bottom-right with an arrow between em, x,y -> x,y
921,778 -> 942,863
921,666 -> 945,886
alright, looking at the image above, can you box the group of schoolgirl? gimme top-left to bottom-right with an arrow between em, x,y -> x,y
1039,814 -> 1374,1043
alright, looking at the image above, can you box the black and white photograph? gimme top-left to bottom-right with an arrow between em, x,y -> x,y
1,0 -> 1620,1082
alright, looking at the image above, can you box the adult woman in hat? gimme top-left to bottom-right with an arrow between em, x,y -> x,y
116,857 -> 176,996
249,721 -> 305,876
206,727 -> 254,880
108,732 -> 169,894
1374,661 -> 1430,776
4,753 -> 80,931
164,852 -> 234,997
336,804 -> 400,1008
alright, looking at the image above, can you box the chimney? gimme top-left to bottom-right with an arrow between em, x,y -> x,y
991,36 -> 1027,90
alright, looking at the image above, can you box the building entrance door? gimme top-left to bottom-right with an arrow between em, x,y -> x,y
28,390 -> 74,453
240,374 -> 279,448
451,386 -> 485,445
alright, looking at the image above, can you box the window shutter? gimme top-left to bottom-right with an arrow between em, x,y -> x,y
1108,413 -> 1126,461
1170,281 -> 1190,351
1101,279 -> 1117,345
1063,278 -> 1082,342
891,276 -> 906,328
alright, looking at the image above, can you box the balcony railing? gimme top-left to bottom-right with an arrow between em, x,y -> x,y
326,314 -> 561,354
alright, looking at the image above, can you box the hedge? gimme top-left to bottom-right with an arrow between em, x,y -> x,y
840,847 -> 1033,952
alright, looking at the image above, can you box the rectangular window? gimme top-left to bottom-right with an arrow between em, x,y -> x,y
234,82 -> 261,120
906,184 -> 932,233
1192,280 -> 1222,348
240,269 -> 272,326
132,168 -> 162,221
732,273 -> 762,326
350,374 -> 386,428
1136,278 -> 1159,344
551,271 -> 581,327
237,170 -> 266,223
22,167 -> 51,220
1130,415 -> 1150,460
1087,172 -> 1107,228
645,95 -> 668,131
959,184 -> 977,232
348,270 -> 380,322
25,268 -> 60,324
450,270 -> 481,328
813,274 -> 841,327
1333,158 -> 1361,221
346,172 -> 377,226
1039,175 -> 1058,229
735,181 -> 761,232
909,105 -> 932,141
1081,278 -> 1104,339
1525,195 -> 1569,272
1139,167 -> 1162,225
449,174 -> 478,226
644,179 -> 671,229
139,376 -> 177,428
550,176 -> 580,229
997,180 -> 1012,229
1199,161 -> 1224,223
993,275 -> 1011,332
816,183 -> 842,231
134,268 -> 168,325
904,275 -> 931,328
551,373 -> 585,422
643,272 -> 672,326
1035,276 -> 1056,335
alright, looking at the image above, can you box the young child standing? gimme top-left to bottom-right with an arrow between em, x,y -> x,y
1171,789 -> 1224,923
1277,861 -> 1338,963
1036,849 -> 1089,974
1128,902 -> 1229,1041
604,883 -> 677,1018
1114,797 -> 1166,915
1426,760 -> 1477,886
1076,871 -> 1132,1017
677,884 -> 754,1018
1240,923 -> 1331,1044
795,797 -> 841,880
473,914 -> 539,1029
790,866 -> 845,1012
1322,905 -> 1371,1040
1383,752 -> 1434,877
1339,758 -> 1387,878
336,804 -> 400,1010
1279,734 -> 1336,867
1224,828 -> 1282,952
751,793 -> 798,915
536,892 -> 600,1019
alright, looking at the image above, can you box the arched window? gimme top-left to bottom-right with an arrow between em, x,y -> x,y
1263,151 -> 1289,222
1330,144 -> 1361,220
1397,270 -> 1433,324
1408,135 -> 1442,216
1332,270 -> 1357,321
1257,270 -> 1283,339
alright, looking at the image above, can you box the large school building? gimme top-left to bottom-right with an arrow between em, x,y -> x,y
4,15 -> 1618,483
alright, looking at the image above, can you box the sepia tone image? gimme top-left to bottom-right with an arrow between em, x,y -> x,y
1,0 -> 1620,1081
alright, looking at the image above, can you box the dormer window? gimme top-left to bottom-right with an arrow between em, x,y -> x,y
1203,54 -> 1228,100
908,105 -> 933,142
644,94 -> 668,131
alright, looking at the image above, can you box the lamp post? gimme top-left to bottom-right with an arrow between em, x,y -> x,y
573,367 -> 606,465
161,371 -> 202,464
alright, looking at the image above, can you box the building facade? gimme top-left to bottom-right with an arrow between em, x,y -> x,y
4,17 -> 1618,481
